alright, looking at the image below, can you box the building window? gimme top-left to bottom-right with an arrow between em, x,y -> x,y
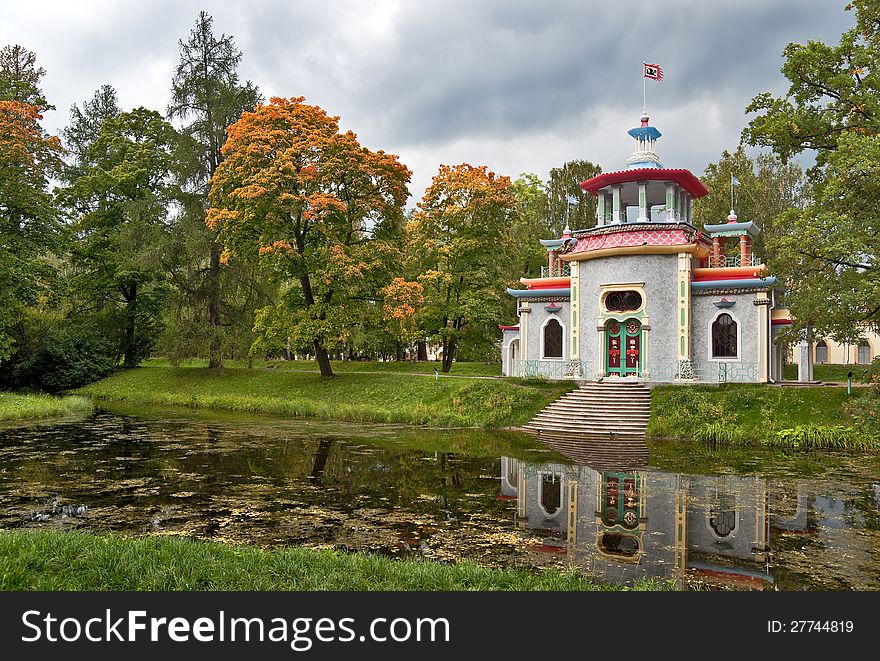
815,340 -> 828,364
540,473 -> 562,516
604,290 -> 642,313
711,313 -> 738,358
543,318 -> 563,358
858,340 -> 871,365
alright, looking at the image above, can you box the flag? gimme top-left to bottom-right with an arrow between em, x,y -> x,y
731,175 -> 740,187
566,194 -> 578,205
644,63 -> 663,81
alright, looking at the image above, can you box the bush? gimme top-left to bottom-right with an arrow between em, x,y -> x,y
7,320 -> 116,392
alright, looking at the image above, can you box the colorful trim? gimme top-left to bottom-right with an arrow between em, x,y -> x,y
507,287 -> 571,298
691,277 -> 777,291
580,168 -> 709,198
519,276 -> 571,288
498,325 -> 520,331
692,265 -> 768,281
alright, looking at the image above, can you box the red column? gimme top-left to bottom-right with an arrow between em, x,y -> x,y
740,236 -> 751,266
548,251 -> 554,277
712,237 -> 723,268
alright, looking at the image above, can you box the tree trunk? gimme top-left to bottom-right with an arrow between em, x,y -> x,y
314,339 -> 334,377
417,340 -> 428,361
395,340 -> 402,362
122,282 -> 138,369
207,240 -> 223,369
441,337 -> 455,373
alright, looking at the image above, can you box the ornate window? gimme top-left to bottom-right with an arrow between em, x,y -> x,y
858,340 -> 871,364
711,313 -> 738,359
543,318 -> 563,358
604,290 -> 642,313
815,340 -> 828,364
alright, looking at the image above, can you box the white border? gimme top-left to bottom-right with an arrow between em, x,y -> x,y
540,315 -> 566,360
708,309 -> 741,362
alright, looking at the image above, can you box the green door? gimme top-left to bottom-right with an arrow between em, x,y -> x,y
605,318 -> 642,377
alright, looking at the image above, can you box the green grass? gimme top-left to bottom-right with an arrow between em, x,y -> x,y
78,366 -> 573,428
782,363 -> 872,383
0,530 -> 665,591
0,392 -> 93,421
646,384 -> 876,446
145,357 -> 502,377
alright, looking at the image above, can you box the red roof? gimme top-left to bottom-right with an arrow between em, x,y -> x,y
580,168 -> 710,198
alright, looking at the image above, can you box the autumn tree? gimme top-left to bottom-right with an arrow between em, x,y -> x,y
408,164 -> 517,372
743,0 -> 880,339
208,97 -> 411,377
0,100 -> 64,360
61,108 -> 179,367
168,11 -> 263,368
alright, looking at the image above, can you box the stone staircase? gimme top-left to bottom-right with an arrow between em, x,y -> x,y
523,381 -> 652,437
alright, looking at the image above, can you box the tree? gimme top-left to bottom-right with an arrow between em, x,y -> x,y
546,159 -> 601,233
168,11 -> 263,368
510,172 -> 550,278
0,44 -> 48,106
61,108 -> 179,367
208,96 -> 411,377
0,100 -> 64,360
743,0 -> 880,338
61,84 -> 120,181
408,163 -> 517,372
692,146 -> 804,258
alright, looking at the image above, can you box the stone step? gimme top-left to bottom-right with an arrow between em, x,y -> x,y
530,411 -> 650,420
524,383 -> 652,436
525,422 -> 649,432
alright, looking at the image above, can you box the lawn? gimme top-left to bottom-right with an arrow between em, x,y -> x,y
0,392 -> 93,421
78,366 -> 573,428
0,530 -> 664,591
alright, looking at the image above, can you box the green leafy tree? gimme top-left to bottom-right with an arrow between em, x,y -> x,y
743,0 -> 879,339
168,11 -> 263,368
546,159 -> 600,233
408,163 -> 517,372
208,97 -> 411,377
61,84 -> 120,181
0,44 -> 48,106
61,108 -> 179,367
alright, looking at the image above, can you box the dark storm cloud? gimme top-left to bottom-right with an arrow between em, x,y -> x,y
1,0 -> 857,198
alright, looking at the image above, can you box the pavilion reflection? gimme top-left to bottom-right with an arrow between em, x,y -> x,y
501,436 -> 819,589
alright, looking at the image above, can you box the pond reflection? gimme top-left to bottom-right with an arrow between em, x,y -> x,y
1,410 -> 878,590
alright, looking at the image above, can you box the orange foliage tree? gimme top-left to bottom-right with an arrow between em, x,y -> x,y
407,164 -> 517,372
208,97 -> 411,376
0,100 -> 64,359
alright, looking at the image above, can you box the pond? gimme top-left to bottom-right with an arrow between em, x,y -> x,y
1,408 -> 879,590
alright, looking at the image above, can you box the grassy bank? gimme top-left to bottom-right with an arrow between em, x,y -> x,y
647,384 -> 878,447
0,392 -> 93,422
0,530 -> 662,591
145,357 -> 502,377
782,363 -> 872,383
78,366 -> 572,428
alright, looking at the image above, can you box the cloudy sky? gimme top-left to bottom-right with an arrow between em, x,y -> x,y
3,0 -> 854,203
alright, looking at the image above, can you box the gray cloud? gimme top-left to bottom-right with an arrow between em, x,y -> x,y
2,0 -> 855,203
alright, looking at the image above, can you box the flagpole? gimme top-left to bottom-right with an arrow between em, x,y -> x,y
642,62 -> 646,112
731,174 -> 734,212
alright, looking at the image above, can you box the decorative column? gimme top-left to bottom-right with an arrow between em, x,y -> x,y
677,252 -> 692,373
516,463 -> 527,520
756,293 -> 770,382
638,181 -> 649,222
797,325 -> 814,382
566,480 -> 578,553
596,324 -> 606,378
612,185 -> 622,224
678,190 -> 687,223
712,236 -> 724,268
548,250 -> 555,277
740,235 -> 751,266
596,191 -> 606,227
569,261 -> 579,361
519,304 -> 530,372
665,182 -> 676,222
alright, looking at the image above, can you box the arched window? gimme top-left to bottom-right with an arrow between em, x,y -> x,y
858,340 -> 871,365
711,313 -> 738,359
543,318 -> 563,358
604,290 -> 642,313
815,340 -> 828,364
540,473 -> 561,516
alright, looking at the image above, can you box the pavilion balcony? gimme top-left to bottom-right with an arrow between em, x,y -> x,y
540,263 -> 571,278
707,253 -> 763,269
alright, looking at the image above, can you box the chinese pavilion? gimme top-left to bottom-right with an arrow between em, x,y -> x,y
501,112 -> 786,383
